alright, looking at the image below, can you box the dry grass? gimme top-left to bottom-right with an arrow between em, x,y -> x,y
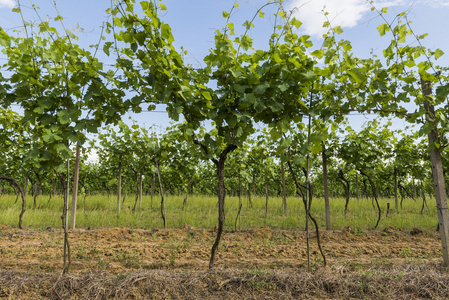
1,264 -> 449,299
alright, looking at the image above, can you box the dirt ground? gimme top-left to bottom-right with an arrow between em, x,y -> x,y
0,224 -> 442,272
0,224 -> 448,299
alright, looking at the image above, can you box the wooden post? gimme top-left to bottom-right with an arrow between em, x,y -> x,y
356,172 -> 360,202
421,77 -> 449,267
394,167 -> 398,210
123,180 -> 127,203
330,179 -> 334,199
139,171 -> 143,209
238,173 -> 242,229
247,183 -> 252,207
265,177 -> 269,214
253,173 -> 256,196
150,173 -> 155,209
322,143 -> 331,230
281,161 -> 287,214
70,143 -> 81,230
117,160 -> 122,214
155,161 -> 166,228
53,177 -> 56,201
413,178 -> 417,200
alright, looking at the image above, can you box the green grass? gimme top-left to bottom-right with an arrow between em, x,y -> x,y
0,193 -> 438,231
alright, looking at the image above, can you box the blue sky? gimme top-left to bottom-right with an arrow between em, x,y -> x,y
1,0 -> 449,133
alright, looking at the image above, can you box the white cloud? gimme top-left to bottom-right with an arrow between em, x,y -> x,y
287,0 -> 405,37
420,0 -> 449,6
0,0 -> 15,9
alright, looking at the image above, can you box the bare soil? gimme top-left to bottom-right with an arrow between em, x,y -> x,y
1,224 -> 448,299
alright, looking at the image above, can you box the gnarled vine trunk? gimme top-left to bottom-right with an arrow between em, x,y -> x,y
421,77 -> 449,266
285,158 -> 326,268
359,170 -> 381,229
337,170 -> 350,214
154,160 -> 166,229
209,144 -> 237,269
0,176 -> 26,229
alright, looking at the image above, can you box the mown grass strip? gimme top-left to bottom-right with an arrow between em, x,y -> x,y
0,194 -> 438,230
